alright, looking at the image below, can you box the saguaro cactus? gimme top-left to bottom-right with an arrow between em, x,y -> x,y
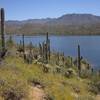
56,52 -> 60,65
1,8 -> 5,51
70,57 -> 73,67
62,52 -> 65,64
41,33 -> 51,63
46,32 -> 49,43
19,40 -> 22,46
29,42 -> 33,51
28,42 -> 33,57
78,45 -> 81,76
42,41 -> 45,62
45,43 -> 48,63
39,43 -> 42,56
22,34 -> 25,53
42,42 -> 48,63
48,39 -> 50,60
46,32 -> 50,62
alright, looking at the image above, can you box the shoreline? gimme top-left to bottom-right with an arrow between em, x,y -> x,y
5,33 -> 100,37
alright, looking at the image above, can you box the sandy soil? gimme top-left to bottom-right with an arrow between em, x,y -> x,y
29,85 -> 46,100
95,95 -> 100,100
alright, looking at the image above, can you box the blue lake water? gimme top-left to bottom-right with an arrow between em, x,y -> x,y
12,35 -> 100,70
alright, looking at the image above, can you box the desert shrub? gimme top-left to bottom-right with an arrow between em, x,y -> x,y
44,94 -> 55,100
28,77 -> 45,88
80,70 -> 91,79
89,84 -> 99,94
88,75 -> 100,94
0,78 -> 28,100
75,95 -> 94,100
64,68 -> 76,78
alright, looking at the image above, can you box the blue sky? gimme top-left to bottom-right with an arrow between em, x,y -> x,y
0,0 -> 100,20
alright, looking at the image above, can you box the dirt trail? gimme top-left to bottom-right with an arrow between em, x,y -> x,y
29,85 -> 46,100
95,95 -> 100,100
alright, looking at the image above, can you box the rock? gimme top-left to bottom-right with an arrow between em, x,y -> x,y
64,68 -> 76,78
73,86 -> 80,94
0,79 -> 5,86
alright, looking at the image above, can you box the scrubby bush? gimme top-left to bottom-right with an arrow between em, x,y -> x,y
88,75 -> 100,95
0,78 -> 28,100
44,94 -> 55,100
75,95 -> 94,100
64,68 -> 76,78
28,77 -> 45,88
80,70 -> 92,79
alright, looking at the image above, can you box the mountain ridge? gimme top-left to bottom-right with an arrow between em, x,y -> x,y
3,14 -> 100,35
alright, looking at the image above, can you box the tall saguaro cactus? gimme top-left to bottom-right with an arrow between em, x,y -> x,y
70,57 -> 73,67
48,39 -> 50,60
39,43 -> 42,56
41,33 -> 51,63
20,40 -> 22,46
56,52 -> 59,65
62,52 -> 65,64
46,32 -> 49,43
1,8 -> 5,51
45,43 -> 48,63
22,34 -> 25,53
42,42 -> 45,62
78,45 -> 81,76
29,42 -> 33,52
46,32 -> 50,62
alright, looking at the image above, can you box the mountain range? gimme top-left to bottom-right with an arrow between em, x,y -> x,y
1,14 -> 100,35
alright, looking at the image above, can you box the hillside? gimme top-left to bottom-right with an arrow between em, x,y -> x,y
0,39 -> 100,100
2,14 -> 100,35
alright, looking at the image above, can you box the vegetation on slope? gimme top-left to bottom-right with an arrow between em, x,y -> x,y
0,41 -> 100,100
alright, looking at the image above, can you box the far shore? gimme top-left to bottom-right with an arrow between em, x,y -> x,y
5,33 -> 100,36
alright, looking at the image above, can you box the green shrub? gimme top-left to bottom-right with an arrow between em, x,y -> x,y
88,75 -> 100,94
80,70 -> 91,79
75,95 -> 94,100
0,77 -> 29,100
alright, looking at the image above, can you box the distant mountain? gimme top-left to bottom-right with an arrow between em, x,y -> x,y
3,14 -> 100,35
22,18 -> 53,24
47,14 -> 100,25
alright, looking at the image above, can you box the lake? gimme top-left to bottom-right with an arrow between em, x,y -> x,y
12,35 -> 100,70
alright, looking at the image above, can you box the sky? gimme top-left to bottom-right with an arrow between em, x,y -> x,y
0,0 -> 100,20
